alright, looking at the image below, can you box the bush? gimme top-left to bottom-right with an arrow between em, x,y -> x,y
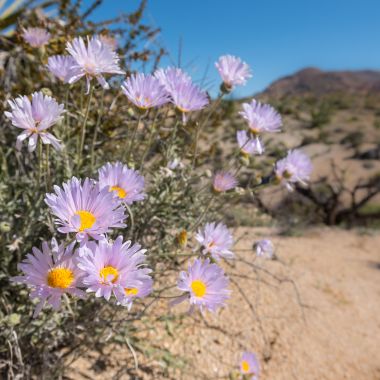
0,1 -> 311,378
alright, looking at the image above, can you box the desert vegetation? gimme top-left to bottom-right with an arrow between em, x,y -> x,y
0,1 -> 379,380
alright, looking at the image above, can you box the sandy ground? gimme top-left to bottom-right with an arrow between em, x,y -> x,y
67,227 -> 380,380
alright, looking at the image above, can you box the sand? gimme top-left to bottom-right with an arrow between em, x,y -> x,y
67,227 -> 380,380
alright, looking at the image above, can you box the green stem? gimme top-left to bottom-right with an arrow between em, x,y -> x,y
124,203 -> 135,238
139,109 -> 159,170
37,139 -> 43,189
192,93 -> 224,168
77,85 -> 94,170
126,113 -> 143,163
191,122 -> 201,167
190,194 -> 215,232
90,89 -> 105,172
165,119 -> 179,165
63,87 -> 70,141
45,144 -> 51,191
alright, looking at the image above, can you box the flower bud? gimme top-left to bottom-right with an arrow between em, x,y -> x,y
0,222 -> 11,232
176,229 -> 188,248
220,82 -> 232,94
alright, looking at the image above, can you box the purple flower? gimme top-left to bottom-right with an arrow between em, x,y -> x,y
154,67 -> 192,94
213,171 -> 238,192
240,99 -> 282,135
196,222 -> 234,260
47,55 -> 78,83
254,239 -> 274,259
275,149 -> 313,191
5,92 -> 64,152
176,258 -> 230,313
240,352 -> 260,379
215,55 -> 251,89
11,239 -> 85,317
98,162 -> 146,205
236,130 -> 263,156
22,27 -> 51,47
45,177 -> 127,243
66,36 -> 125,93
77,236 -> 152,305
170,80 -> 209,123
121,73 -> 170,110
119,276 -> 153,309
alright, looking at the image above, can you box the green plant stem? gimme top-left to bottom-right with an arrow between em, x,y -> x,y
165,119 -> 180,165
90,89 -> 105,172
139,111 -> 159,172
45,144 -> 51,191
37,139 -> 43,189
63,86 -> 70,141
126,113 -> 143,163
77,84 -> 94,170
192,93 -> 224,167
190,194 -> 215,232
125,202 -> 135,238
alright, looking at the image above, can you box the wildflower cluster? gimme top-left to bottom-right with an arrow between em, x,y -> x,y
3,16 -> 313,379
13,164 -> 150,316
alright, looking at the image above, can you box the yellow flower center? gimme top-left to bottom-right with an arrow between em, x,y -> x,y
241,360 -> 250,373
110,185 -> 127,199
191,280 -> 207,298
250,128 -> 260,136
100,266 -> 119,283
75,210 -> 96,231
84,62 -> 96,75
207,241 -> 215,249
124,287 -> 139,296
47,268 -> 74,289
177,106 -> 189,113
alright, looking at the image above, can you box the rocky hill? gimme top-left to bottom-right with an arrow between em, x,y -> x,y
261,67 -> 380,99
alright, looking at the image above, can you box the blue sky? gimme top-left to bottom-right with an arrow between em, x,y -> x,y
84,0 -> 380,97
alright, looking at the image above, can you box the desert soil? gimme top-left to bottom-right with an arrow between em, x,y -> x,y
68,227 -> 380,380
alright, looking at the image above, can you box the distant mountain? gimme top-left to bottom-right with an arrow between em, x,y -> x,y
261,67 -> 380,98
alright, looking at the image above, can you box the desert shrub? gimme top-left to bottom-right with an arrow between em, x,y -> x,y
0,1 -> 313,379
310,101 -> 332,128
340,131 -> 364,149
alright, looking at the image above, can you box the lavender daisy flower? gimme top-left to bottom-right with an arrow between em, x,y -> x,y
66,36 -> 125,93
154,67 -> 192,94
77,236 -> 151,304
240,99 -> 282,136
98,162 -> 146,205
118,275 -> 153,309
11,239 -> 85,317
254,239 -> 274,259
47,55 -> 78,83
240,352 -> 260,380
121,73 -> 170,110
22,27 -> 51,47
215,55 -> 252,91
170,80 -> 209,123
196,222 -> 234,260
213,171 -> 238,193
236,130 -> 263,156
275,149 -> 313,191
175,258 -> 230,313
5,92 -> 64,152
45,177 -> 127,243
